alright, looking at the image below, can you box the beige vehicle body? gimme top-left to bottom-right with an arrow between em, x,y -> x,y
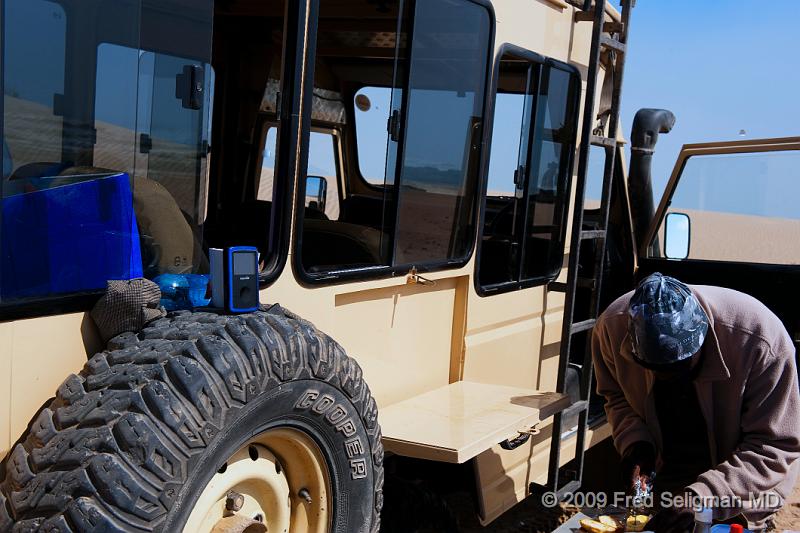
0,0 -> 711,528
10,0 -> 798,524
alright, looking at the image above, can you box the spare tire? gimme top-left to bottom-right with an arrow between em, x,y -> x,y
0,306 -> 383,532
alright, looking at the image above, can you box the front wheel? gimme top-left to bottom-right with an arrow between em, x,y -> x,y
0,307 -> 383,533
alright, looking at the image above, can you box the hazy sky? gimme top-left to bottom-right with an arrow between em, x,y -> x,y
617,0 -> 800,201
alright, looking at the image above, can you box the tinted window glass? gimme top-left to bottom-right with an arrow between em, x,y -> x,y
137,0 -> 213,278
138,50 -> 212,224
258,127 -> 278,201
392,0 -> 491,265
1,0 -> 144,302
478,54 -> 579,291
94,43 -> 140,175
306,131 -> 340,220
2,0 -> 68,186
0,0 -> 214,305
300,0 -> 490,277
653,149 -> 800,265
354,86 -> 392,186
300,0 -> 403,274
478,58 -> 535,286
522,66 -> 578,280
203,0 -> 286,276
308,131 -> 337,178
584,145 -> 606,207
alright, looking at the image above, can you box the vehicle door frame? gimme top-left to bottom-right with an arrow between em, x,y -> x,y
640,136 -> 800,261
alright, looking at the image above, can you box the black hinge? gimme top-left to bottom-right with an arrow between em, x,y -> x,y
139,133 -> 152,154
387,109 -> 401,142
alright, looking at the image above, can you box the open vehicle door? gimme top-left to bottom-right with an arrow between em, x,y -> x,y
637,136 -> 800,345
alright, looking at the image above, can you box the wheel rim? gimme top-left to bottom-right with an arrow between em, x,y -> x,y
184,427 -> 332,533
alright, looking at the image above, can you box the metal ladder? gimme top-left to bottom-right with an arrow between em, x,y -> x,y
533,0 -> 634,500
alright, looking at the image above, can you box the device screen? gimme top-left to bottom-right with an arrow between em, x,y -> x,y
232,251 -> 256,276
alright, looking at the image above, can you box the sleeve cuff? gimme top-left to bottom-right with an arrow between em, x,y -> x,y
688,481 -> 739,520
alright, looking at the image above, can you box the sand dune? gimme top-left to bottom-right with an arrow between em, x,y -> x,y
662,208 -> 800,265
4,96 -> 201,218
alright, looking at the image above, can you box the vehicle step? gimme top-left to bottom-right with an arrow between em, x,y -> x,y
570,319 -> 597,334
561,400 -> 590,415
590,135 -> 617,148
580,229 -> 606,240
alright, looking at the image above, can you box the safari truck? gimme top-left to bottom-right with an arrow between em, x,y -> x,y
7,0 -> 794,532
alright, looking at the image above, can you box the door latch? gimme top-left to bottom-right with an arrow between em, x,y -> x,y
387,109 -> 401,142
406,267 -> 436,286
499,423 -> 541,450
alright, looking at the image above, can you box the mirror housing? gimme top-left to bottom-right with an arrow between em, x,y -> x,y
305,175 -> 328,215
664,212 -> 691,259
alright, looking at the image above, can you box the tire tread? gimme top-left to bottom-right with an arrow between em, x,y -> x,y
1,307 -> 383,532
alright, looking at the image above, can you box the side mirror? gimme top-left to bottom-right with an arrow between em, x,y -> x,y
664,212 -> 691,259
305,176 -> 328,214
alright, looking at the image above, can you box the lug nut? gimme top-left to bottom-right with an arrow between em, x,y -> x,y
225,490 -> 245,512
298,488 -> 312,504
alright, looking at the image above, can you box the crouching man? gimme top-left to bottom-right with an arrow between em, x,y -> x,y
592,273 -> 800,532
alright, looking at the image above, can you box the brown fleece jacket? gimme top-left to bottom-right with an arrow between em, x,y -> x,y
592,285 -> 800,528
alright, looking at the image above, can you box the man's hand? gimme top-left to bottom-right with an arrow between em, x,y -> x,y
647,488 -> 699,533
646,506 -> 695,533
620,441 -> 656,492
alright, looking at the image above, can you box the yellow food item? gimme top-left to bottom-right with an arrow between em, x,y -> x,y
598,515 -> 624,531
579,518 -> 619,533
625,514 -> 650,532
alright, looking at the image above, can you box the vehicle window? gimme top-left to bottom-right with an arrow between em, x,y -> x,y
204,2 -> 287,278
137,51 -> 211,226
652,149 -> 800,265
307,131 -> 340,220
258,127 -> 278,201
478,58 -> 534,286
354,86 -> 392,186
300,0 -> 491,277
478,53 -> 580,291
2,0 -> 67,188
94,43 -> 140,176
0,0 -> 143,304
521,66 -> 579,280
392,0 -> 491,265
0,0 -> 214,306
584,145 -> 606,208
299,0 -> 402,274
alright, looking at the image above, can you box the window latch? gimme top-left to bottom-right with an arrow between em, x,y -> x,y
513,164 -> 525,188
387,109 -> 401,142
406,267 -> 436,286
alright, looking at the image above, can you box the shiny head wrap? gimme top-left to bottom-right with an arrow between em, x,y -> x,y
628,273 -> 709,366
